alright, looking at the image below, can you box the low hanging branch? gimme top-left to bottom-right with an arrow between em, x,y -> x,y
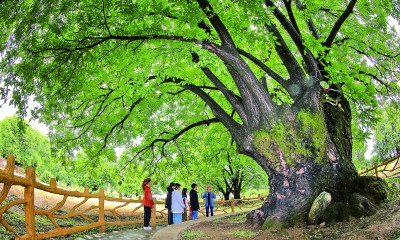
133,118 -> 220,160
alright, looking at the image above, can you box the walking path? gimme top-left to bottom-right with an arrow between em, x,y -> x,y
76,212 -> 243,240
151,212 -> 242,240
75,227 -> 162,240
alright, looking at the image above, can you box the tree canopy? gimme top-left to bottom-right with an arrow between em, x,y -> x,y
1,0 -> 398,162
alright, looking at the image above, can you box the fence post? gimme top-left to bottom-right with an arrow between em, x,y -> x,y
5,154 -> 16,175
231,197 -> 235,213
151,197 -> 157,228
24,166 -> 36,239
50,178 -> 57,188
99,189 -> 105,233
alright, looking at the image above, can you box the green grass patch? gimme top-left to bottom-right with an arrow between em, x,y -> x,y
232,229 -> 258,238
390,227 -> 400,240
180,229 -> 207,240
214,213 -> 247,224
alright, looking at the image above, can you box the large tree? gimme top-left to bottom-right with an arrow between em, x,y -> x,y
1,0 -> 399,226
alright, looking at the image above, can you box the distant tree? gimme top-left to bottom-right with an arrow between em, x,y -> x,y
0,115 -> 51,168
372,104 -> 400,161
66,151 -> 120,192
208,151 -> 267,200
351,123 -> 370,170
0,115 -> 73,183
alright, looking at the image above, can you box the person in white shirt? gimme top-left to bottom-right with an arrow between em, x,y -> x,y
171,183 -> 185,224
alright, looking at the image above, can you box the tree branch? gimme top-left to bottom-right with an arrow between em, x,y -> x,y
134,118 -> 220,158
237,48 -> 288,89
101,0 -> 112,36
295,0 -> 320,39
266,24 -> 308,93
201,67 -> 248,126
28,34 -> 205,54
160,75 -> 243,138
99,97 -> 143,152
265,0 -> 318,77
283,0 -> 301,35
196,0 -> 236,49
323,0 -> 358,49
184,83 -> 243,140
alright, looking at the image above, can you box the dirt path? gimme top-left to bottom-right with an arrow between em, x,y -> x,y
180,200 -> 400,240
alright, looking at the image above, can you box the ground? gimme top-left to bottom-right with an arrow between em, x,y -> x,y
2,178 -> 400,239
179,199 -> 400,240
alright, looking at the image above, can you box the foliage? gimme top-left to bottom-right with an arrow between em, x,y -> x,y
371,104 -> 400,161
186,137 -> 269,199
180,229 -> 207,240
0,115 -> 63,182
351,122 -> 370,171
391,227 -> 400,240
65,151 -> 119,192
1,0 -> 400,224
0,0 -> 398,170
0,115 -> 51,167
0,116 -> 267,198
232,229 -> 258,238
213,213 -> 247,224
384,178 -> 400,203
242,189 -> 269,198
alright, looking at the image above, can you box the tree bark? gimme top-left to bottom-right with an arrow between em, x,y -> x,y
245,100 -> 388,227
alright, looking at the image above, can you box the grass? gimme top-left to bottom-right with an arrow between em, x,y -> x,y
214,213 -> 247,224
180,229 -> 207,240
232,229 -> 258,238
390,227 -> 400,240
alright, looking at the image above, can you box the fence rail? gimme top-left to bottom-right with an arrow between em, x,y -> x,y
359,154 -> 400,178
0,154 -> 266,239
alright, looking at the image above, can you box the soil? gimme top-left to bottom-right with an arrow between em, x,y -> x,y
180,199 -> 400,240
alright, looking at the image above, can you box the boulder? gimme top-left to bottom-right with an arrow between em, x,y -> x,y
308,191 -> 332,225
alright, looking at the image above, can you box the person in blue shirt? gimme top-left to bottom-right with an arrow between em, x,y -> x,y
202,185 -> 216,217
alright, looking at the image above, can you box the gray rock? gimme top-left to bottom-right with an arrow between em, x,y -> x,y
308,191 -> 331,225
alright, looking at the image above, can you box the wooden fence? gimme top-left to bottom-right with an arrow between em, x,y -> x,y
359,154 -> 400,178
0,154 -> 266,239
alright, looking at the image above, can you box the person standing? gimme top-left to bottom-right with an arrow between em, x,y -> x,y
165,182 -> 175,225
182,188 -> 188,221
202,185 -> 216,217
142,178 -> 154,231
189,183 -> 200,220
171,183 -> 185,224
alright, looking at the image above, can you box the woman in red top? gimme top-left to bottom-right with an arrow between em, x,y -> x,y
142,178 -> 154,231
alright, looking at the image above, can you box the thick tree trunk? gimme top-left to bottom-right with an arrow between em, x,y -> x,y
245,99 -> 388,228
233,189 -> 241,199
222,191 -> 231,201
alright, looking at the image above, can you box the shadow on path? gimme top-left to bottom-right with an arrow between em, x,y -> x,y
75,227 -> 164,240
